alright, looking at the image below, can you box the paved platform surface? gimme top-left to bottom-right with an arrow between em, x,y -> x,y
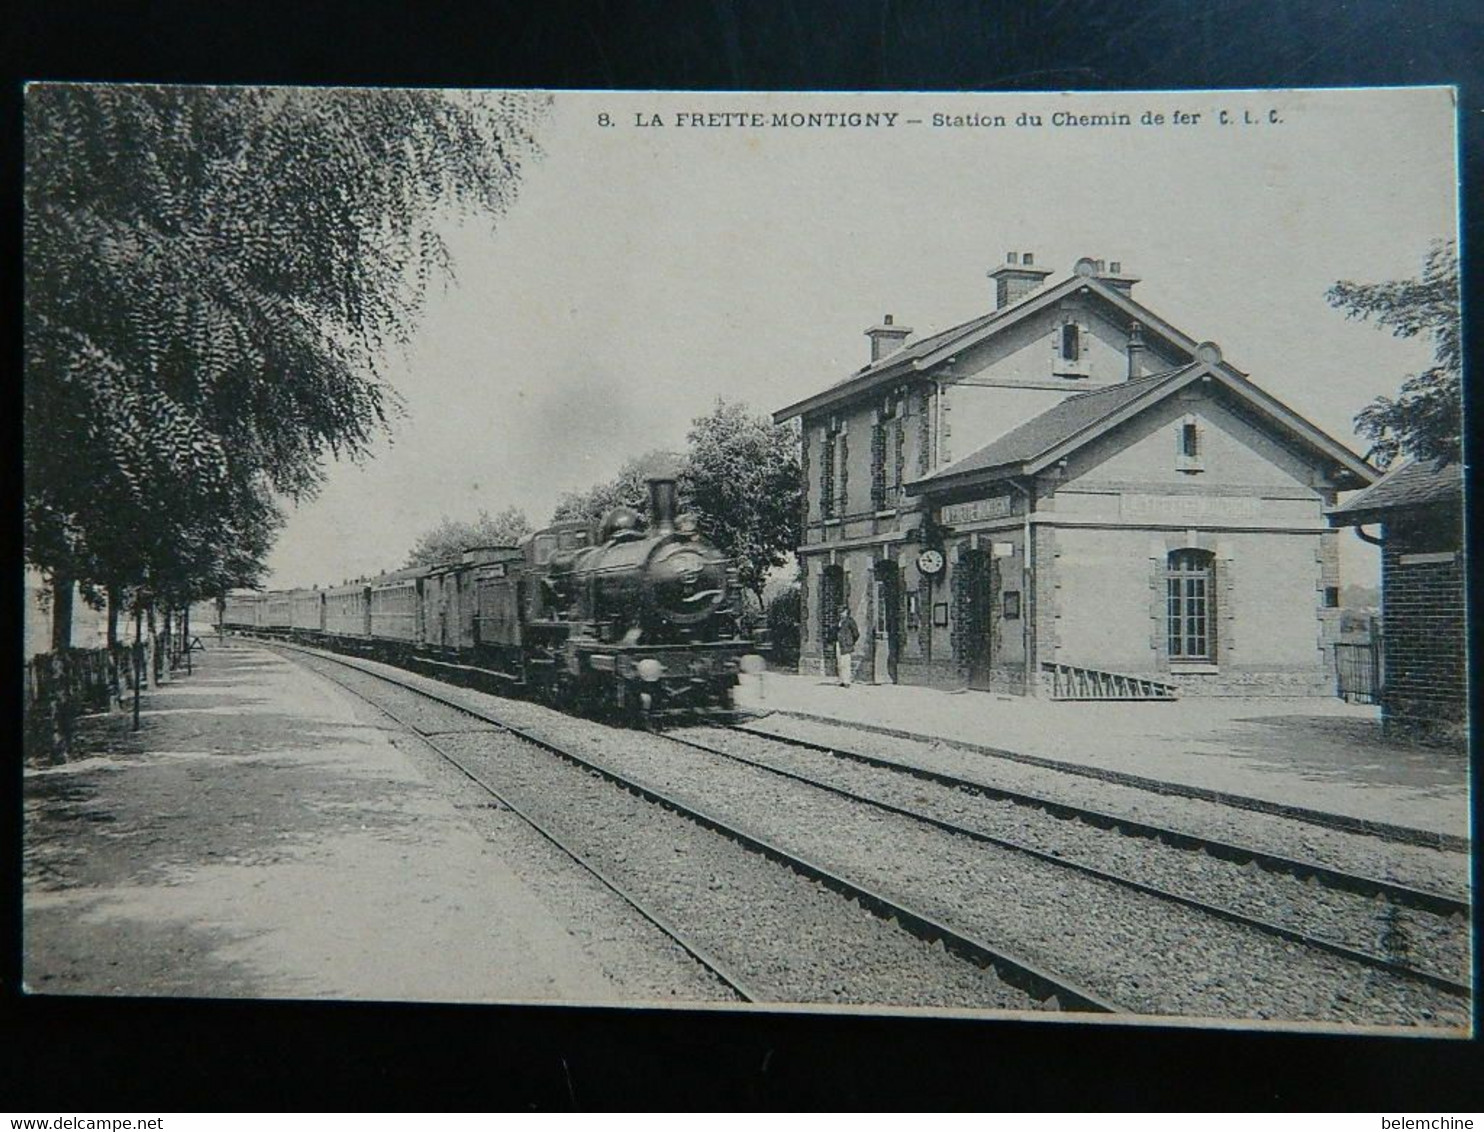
23,640 -> 616,1004
736,672 -> 1470,842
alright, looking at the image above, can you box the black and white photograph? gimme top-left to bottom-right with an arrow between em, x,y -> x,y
22,83 -> 1469,1045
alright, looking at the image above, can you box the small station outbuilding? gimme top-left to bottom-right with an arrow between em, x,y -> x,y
774,253 -> 1378,697
1327,457 -> 1467,739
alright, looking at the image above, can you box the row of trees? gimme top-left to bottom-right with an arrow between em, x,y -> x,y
26,84 -> 548,650
405,400 -> 803,614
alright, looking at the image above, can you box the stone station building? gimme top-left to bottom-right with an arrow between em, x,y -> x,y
774,253 -> 1379,697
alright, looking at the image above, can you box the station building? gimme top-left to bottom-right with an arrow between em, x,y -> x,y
773,253 -> 1378,697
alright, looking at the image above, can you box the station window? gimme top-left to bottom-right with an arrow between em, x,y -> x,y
1177,414 -> 1205,472
1061,323 -> 1080,361
1167,548 -> 1215,662
1181,421 -> 1200,457
1323,586 -> 1340,608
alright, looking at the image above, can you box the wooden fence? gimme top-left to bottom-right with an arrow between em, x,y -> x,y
23,629 -> 196,764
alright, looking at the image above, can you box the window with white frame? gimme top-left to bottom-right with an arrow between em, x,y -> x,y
1167,548 -> 1215,662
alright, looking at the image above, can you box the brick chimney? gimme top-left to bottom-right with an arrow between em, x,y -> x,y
987,251 -> 1053,310
1075,256 -> 1140,298
865,313 -> 913,362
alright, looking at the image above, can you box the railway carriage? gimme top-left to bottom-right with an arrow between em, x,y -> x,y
289,588 -> 325,638
222,592 -> 266,634
264,591 -> 293,634
323,582 -> 372,643
368,566 -> 431,651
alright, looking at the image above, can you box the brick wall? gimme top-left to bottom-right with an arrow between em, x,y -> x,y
1381,514 -> 1466,733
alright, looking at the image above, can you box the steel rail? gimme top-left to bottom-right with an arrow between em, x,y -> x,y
291,650 -> 762,1004
275,642 -> 1125,1014
661,727 -> 1470,1000
755,710 -> 1469,854
723,721 -> 1470,919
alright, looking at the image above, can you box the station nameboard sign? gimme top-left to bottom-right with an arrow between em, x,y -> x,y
939,495 -> 1014,525
1121,494 -> 1264,521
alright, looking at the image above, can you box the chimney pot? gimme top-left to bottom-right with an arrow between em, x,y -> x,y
987,252 -> 1053,310
1127,320 -> 1147,381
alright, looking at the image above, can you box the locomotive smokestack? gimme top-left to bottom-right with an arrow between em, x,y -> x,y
648,476 -> 678,536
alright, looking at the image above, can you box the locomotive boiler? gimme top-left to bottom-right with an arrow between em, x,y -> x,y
546,478 -> 732,642
528,476 -> 762,716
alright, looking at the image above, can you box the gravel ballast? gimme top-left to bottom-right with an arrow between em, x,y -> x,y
679,725 -> 1470,988
280,647 -> 1471,1027
746,715 -> 1471,899
305,657 -> 1052,1012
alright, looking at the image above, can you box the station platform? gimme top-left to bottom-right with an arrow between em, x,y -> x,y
23,640 -> 617,1003
735,671 -> 1471,846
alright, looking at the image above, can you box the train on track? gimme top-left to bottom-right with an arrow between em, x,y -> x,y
223,476 -> 764,721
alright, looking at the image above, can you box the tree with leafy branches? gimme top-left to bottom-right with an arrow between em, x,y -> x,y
682,400 -> 802,612
1328,240 -> 1461,470
551,450 -> 687,525
406,506 -> 533,567
25,84 -> 550,646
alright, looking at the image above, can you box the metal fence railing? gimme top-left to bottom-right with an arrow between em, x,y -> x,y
1335,638 -> 1383,705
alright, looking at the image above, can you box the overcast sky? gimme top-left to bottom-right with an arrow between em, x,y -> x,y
264,86 -> 1457,589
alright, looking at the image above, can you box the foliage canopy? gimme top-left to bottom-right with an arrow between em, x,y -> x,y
549,402 -> 802,609
25,84 -> 549,629
405,506 -> 534,568
1327,240 -> 1460,470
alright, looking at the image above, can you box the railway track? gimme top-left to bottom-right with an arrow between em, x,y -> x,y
277,642 -> 1123,1014
759,711 -> 1469,853
717,719 -> 1469,917
662,724 -> 1470,998
264,640 -> 1469,1024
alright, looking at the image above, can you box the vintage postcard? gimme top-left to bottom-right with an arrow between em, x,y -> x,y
23,86 -> 1467,1035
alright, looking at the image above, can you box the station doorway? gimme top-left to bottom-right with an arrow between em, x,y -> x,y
820,563 -> 845,677
870,560 -> 900,684
956,547 -> 1001,691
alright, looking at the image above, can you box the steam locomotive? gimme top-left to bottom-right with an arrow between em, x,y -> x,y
222,476 -> 764,720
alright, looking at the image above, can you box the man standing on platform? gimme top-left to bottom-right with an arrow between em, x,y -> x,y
836,605 -> 859,688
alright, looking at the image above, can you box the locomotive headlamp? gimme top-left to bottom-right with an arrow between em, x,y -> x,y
675,512 -> 699,535
739,654 -> 765,675
636,658 -> 666,682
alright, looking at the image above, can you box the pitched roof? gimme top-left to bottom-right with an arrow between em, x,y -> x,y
905,360 -> 1377,496
774,271 -> 1225,423
916,367 -> 1192,486
1327,457 -> 1462,522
